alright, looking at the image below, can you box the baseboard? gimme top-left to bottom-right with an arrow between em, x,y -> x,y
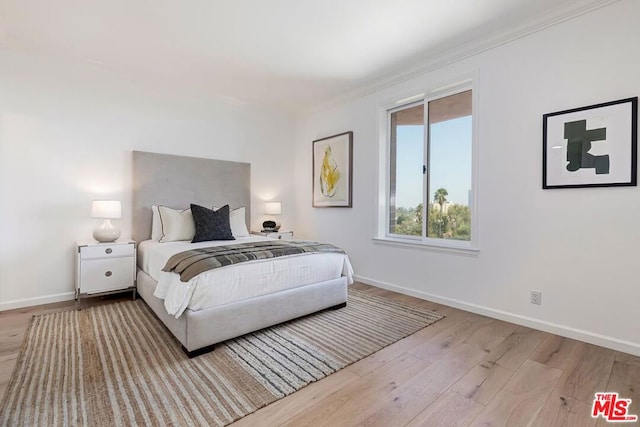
354,274 -> 640,357
0,292 -> 76,312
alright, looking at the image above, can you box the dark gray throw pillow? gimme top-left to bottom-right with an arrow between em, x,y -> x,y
190,204 -> 235,243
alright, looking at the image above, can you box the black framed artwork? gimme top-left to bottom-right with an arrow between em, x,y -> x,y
542,97 -> 638,189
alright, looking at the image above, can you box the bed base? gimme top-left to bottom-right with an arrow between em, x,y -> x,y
178,300 -> 348,358
137,270 -> 348,357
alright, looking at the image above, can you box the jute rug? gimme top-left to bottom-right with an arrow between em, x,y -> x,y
0,288 -> 443,426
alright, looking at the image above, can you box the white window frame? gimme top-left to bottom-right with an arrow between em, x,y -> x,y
374,76 -> 479,256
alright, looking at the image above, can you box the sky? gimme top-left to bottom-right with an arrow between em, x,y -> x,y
394,116 -> 472,208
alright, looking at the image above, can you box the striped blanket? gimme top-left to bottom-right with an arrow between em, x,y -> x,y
162,240 -> 346,282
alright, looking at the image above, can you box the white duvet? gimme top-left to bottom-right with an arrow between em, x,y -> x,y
138,236 -> 354,318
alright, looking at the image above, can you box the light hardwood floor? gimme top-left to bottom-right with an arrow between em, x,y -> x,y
1,283 -> 638,426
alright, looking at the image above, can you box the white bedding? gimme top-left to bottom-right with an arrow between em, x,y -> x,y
138,236 -> 354,318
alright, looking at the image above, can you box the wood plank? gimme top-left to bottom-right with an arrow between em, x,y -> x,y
484,326 -> 548,371
556,343 -> 615,404
614,350 -> 640,369
451,361 -> 515,405
469,360 -> 562,427
530,335 -> 583,370
408,314 -> 493,362
406,390 -> 485,427
280,353 -> 432,427
0,352 -> 17,407
0,352 -> 18,386
387,293 -> 453,315
463,318 -> 519,350
533,390 -> 596,427
351,342 -> 489,426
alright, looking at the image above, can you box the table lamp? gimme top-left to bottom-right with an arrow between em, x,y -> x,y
263,201 -> 282,232
92,200 -> 122,242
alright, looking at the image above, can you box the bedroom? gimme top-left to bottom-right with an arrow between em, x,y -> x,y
1,0 -> 639,425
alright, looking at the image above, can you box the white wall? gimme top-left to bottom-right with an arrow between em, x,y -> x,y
294,0 -> 640,355
0,49 -> 295,309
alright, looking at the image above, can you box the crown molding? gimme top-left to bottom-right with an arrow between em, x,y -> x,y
303,0 -> 622,117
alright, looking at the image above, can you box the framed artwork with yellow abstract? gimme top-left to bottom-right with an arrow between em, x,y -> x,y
313,131 -> 353,207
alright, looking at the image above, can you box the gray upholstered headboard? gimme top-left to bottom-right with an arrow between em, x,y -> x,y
132,151 -> 251,242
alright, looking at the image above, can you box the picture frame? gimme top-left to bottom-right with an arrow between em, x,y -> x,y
312,131 -> 353,207
543,97 -> 638,189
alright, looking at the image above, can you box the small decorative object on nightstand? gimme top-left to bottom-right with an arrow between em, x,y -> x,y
76,240 -> 136,308
251,230 -> 294,240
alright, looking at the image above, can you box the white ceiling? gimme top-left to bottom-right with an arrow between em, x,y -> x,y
0,0 -> 617,112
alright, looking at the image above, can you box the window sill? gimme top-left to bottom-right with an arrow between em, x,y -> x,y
372,236 -> 480,257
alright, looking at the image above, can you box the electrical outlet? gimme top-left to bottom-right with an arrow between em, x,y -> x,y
530,290 -> 542,305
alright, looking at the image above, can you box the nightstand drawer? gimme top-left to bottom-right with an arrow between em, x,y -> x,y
251,231 -> 294,240
80,243 -> 135,259
80,258 -> 135,294
274,232 -> 293,240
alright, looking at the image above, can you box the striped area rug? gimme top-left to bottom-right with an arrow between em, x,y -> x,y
0,288 -> 443,426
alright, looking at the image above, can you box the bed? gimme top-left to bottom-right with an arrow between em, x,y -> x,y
132,151 -> 351,357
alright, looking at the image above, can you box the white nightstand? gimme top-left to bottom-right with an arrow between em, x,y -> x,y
251,230 -> 294,240
75,240 -> 137,308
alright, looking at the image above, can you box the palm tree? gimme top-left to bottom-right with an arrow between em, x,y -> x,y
434,188 -> 448,212
415,203 -> 423,224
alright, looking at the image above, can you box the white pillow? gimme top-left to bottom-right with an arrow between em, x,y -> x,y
230,207 -> 250,237
151,205 -> 162,240
158,206 -> 195,242
213,206 -> 250,238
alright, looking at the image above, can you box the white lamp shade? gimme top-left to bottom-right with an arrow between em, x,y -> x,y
264,202 -> 282,215
91,200 -> 122,219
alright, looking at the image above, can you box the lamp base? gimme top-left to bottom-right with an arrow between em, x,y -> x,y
93,219 -> 121,243
261,221 -> 281,232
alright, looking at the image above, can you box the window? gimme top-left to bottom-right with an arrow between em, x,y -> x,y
382,84 -> 476,250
